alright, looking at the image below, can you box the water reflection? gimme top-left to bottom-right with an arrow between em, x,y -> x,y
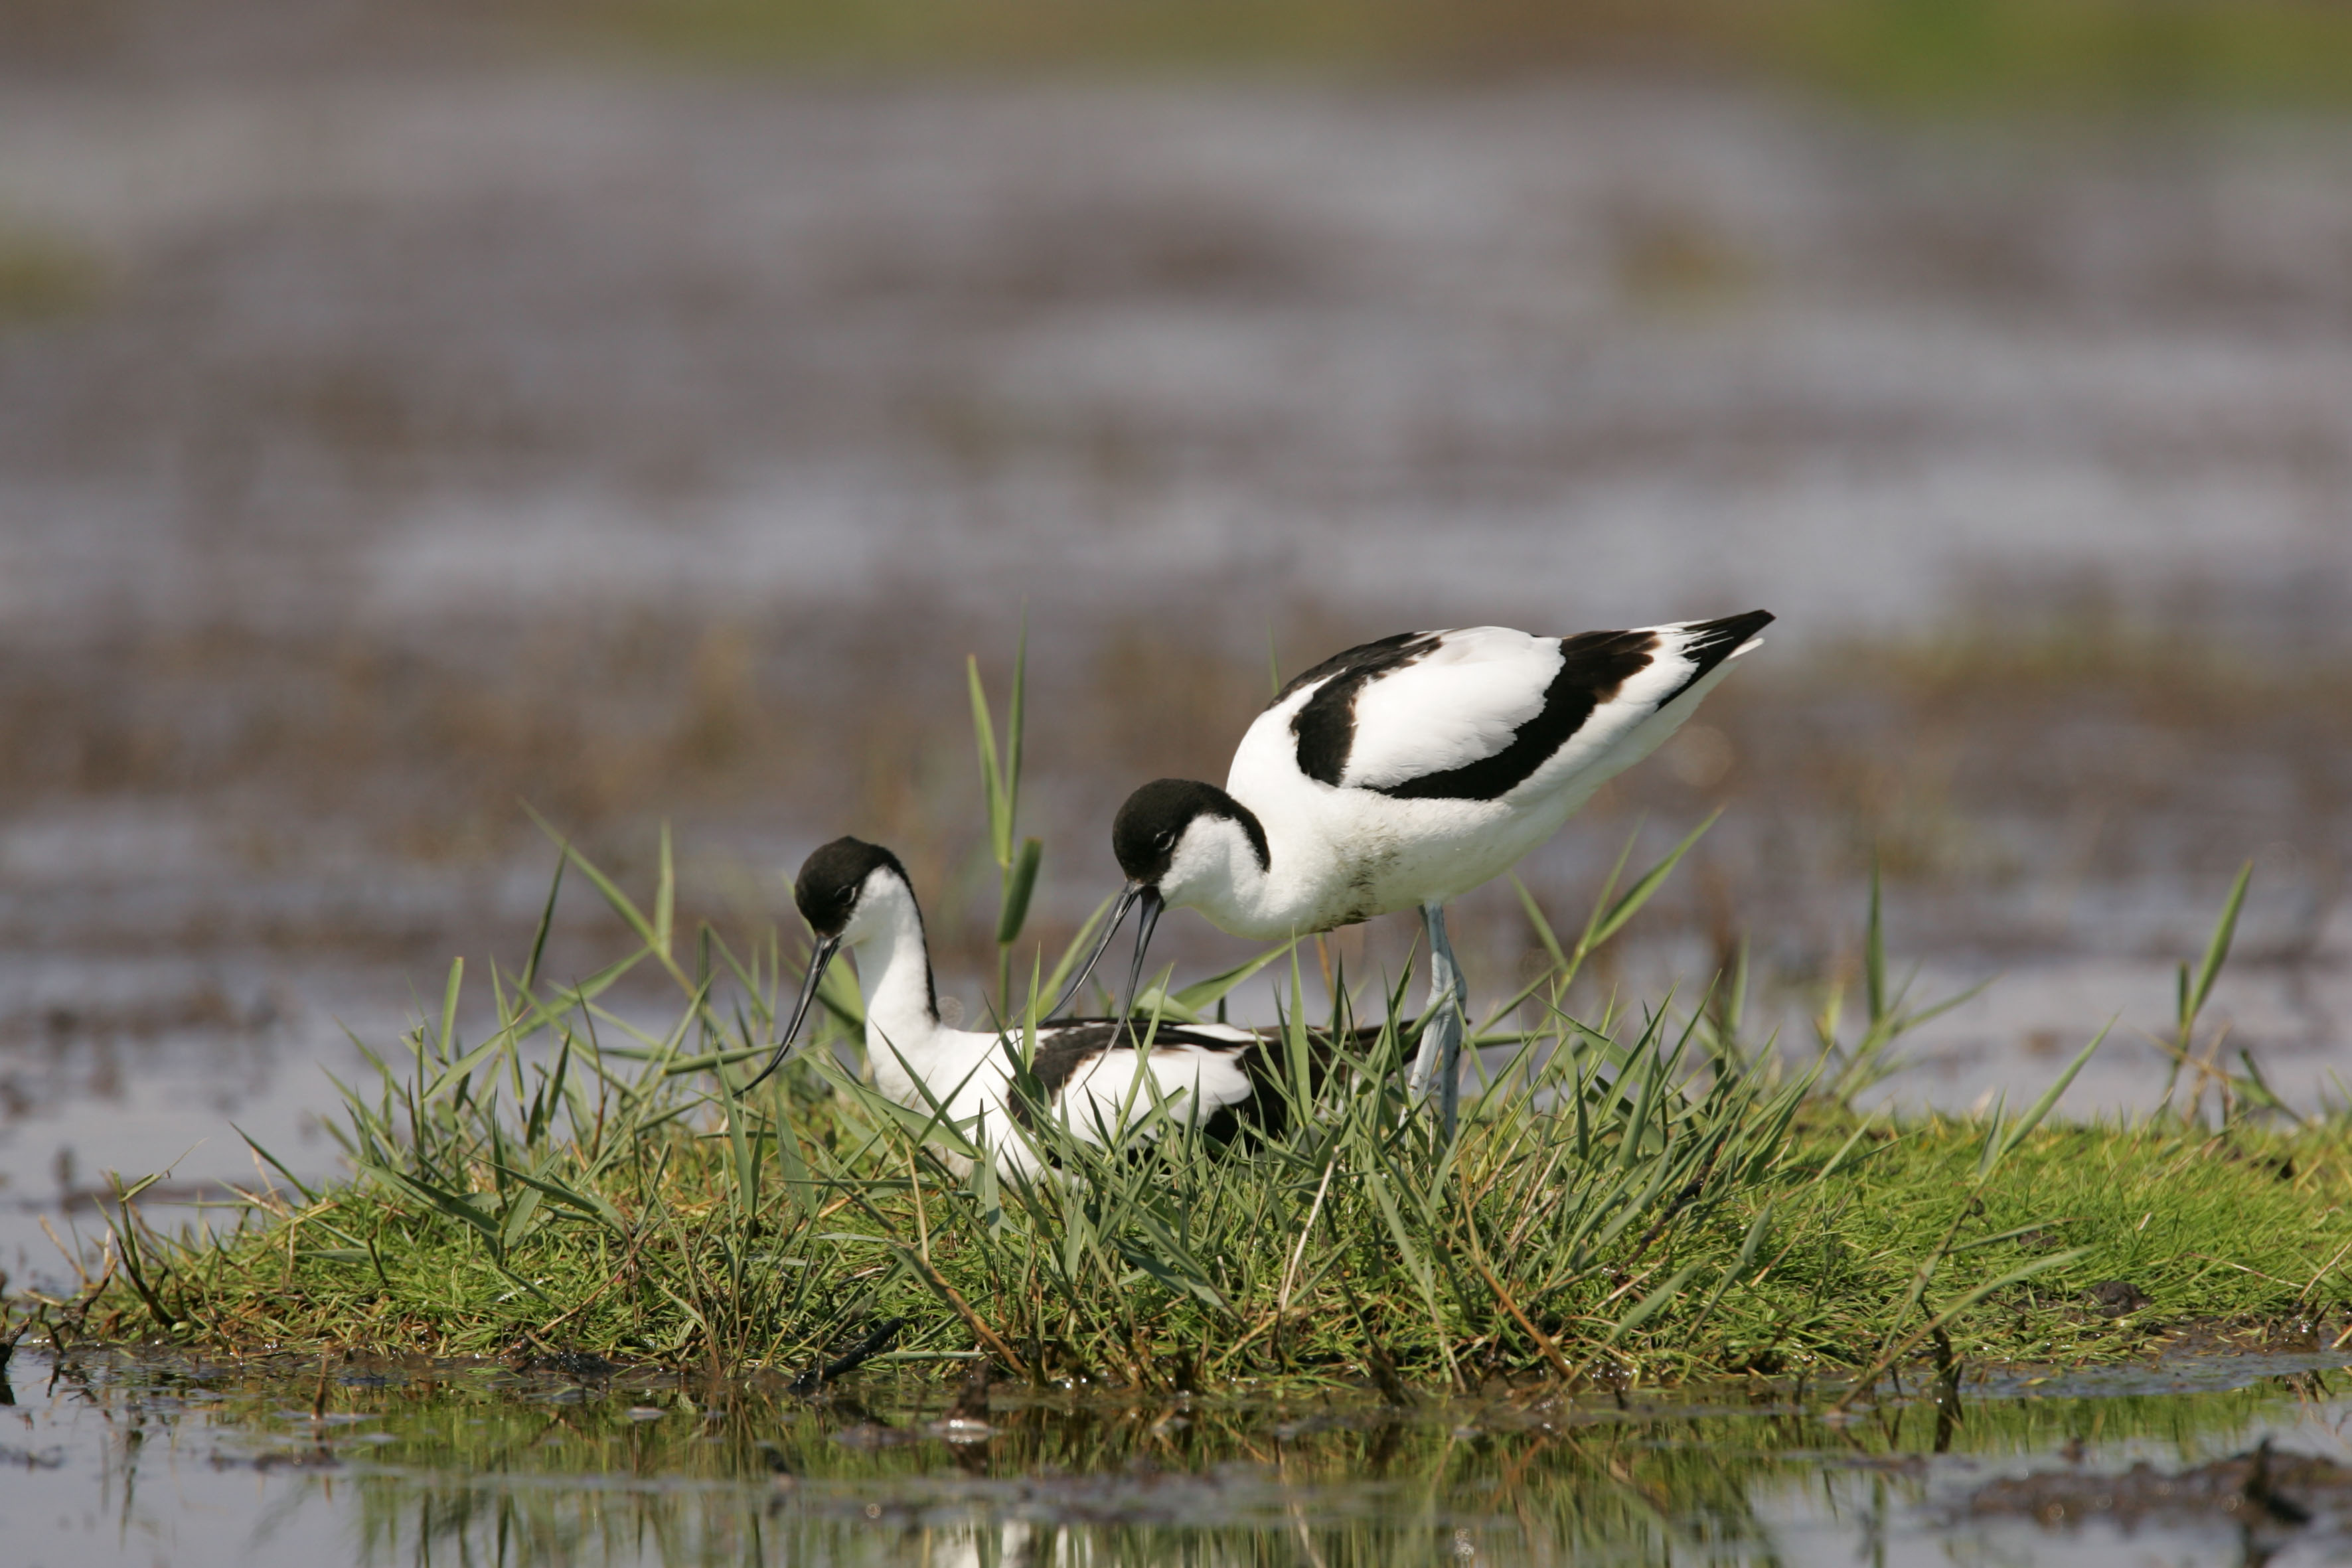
5,1348 -> 2352,1565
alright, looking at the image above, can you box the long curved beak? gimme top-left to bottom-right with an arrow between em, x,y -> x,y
1116,886 -> 1166,1033
1050,880 -> 1149,1018
741,933 -> 842,1093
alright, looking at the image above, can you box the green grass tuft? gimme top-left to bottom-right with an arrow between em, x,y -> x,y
49,648 -> 2341,1397
57,836 -> 2351,1395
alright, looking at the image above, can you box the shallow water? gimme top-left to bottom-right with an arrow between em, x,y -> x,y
9,1345 -> 2352,1566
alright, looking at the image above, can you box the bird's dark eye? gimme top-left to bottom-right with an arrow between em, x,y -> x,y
1156,832 -> 1174,850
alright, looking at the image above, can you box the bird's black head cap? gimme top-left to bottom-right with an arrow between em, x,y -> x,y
793,837 -> 910,936
1111,779 -> 1269,885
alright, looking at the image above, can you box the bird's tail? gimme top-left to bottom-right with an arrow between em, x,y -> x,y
1674,608 -> 1774,658
1648,608 -> 1772,704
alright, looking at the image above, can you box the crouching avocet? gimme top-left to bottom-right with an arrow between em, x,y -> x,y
1065,611 -> 1772,1135
744,836 -> 1320,1178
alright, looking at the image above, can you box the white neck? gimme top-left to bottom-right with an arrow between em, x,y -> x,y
1162,800 -> 1342,941
843,878 -> 943,1091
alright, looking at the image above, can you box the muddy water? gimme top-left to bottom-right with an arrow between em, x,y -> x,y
7,78 -> 2352,642
5,1346 -> 2352,1566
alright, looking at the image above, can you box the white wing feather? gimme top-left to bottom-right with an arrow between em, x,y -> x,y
1504,628 -> 1736,793
1058,1038 -> 1256,1140
1332,627 -> 1562,792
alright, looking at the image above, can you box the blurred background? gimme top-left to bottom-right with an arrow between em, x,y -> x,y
3,0 -> 2351,1277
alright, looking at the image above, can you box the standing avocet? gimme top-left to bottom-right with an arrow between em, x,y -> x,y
745,836 -> 1312,1177
1067,611 -> 1772,1133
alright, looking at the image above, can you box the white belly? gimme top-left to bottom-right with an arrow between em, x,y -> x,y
1317,792 -> 1577,925
1200,786 -> 1584,937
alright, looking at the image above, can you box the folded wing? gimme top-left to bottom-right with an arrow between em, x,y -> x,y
1298,613 -> 1769,803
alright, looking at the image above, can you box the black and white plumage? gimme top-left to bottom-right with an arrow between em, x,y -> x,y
746,837 -> 1312,1178
1069,611 -> 1773,1130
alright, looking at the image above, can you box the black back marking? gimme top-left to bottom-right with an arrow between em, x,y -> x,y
1281,631 -> 1438,787
1372,628 -> 1656,803
1022,1022 -> 1126,1107
1112,779 -> 1270,883
1651,609 -> 1773,708
793,836 -> 936,1020
1000,1019 -> 1375,1145
1199,1022 -> 1380,1143
1281,616 -> 1773,805
1001,1020 -> 1219,1135
1020,1022 -> 1254,1105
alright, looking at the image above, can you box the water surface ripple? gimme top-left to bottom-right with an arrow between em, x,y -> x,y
7,1347 -> 2352,1565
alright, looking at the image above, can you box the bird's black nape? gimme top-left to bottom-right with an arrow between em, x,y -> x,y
1111,778 -> 1269,883
793,836 -> 909,936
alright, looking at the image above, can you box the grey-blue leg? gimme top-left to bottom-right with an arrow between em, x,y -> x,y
1406,900 -> 1465,1138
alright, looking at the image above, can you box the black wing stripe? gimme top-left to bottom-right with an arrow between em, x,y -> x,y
1272,631 -> 1427,705
1650,609 -> 1773,710
1375,629 -> 1658,803
1006,1019 -> 1367,1142
1006,1020 -> 1258,1131
1206,1021 -> 1370,1142
1283,632 -> 1436,788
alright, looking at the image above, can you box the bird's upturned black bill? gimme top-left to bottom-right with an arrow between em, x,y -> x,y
1050,880 -> 1148,1018
1117,886 -> 1166,1035
741,934 -> 842,1092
